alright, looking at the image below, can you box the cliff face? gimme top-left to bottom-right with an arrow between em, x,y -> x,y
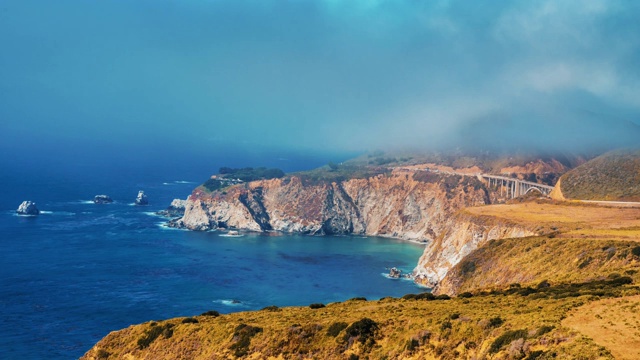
172,170 -> 538,287
414,214 -> 535,291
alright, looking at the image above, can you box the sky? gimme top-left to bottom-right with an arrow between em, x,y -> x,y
1,0 -> 639,163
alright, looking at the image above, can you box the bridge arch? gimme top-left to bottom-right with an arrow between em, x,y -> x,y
524,187 -> 544,196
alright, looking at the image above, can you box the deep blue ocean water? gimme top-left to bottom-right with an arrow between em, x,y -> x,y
0,152 -> 424,359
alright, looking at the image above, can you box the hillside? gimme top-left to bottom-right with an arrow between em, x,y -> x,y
556,149 -> 640,201
435,202 -> 640,295
82,280 -> 639,360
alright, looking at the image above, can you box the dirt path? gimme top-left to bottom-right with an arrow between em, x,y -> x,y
562,295 -> 640,360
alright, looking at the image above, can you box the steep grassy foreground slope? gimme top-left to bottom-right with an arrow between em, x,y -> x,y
557,149 -> 640,201
82,281 -> 639,360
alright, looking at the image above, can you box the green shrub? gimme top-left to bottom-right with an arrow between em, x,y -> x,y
96,349 -> 110,359
137,323 -> 175,349
406,338 -> 420,351
229,324 -> 263,357
309,303 -> 325,309
632,246 -> 640,257
489,329 -> 528,353
348,297 -> 367,301
450,313 -> 460,320
416,292 -> 436,300
536,325 -> 554,336
343,318 -> 379,346
434,294 -> 451,300
181,317 -> 198,324
440,320 -> 452,331
201,310 -> 220,317
203,178 -> 224,192
488,317 -> 504,328
458,292 -> 473,298
326,322 -> 348,337
525,350 -> 547,360
262,305 -> 281,312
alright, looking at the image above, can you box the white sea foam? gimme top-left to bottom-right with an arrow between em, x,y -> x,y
213,299 -> 245,307
381,273 -> 415,282
156,222 -> 185,231
143,211 -> 163,217
39,210 -> 53,214
219,234 -> 244,238
174,180 -> 195,184
162,182 -> 173,185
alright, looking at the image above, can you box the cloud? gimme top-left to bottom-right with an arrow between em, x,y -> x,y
0,0 -> 638,158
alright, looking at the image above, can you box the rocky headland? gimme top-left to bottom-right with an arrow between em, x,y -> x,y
170,166 -> 546,288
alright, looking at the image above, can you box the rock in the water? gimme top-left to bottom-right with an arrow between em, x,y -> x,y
135,191 -> 148,206
389,267 -> 402,279
17,201 -> 40,215
157,199 -> 186,217
93,195 -> 113,204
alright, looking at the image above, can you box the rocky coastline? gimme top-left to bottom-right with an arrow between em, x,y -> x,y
167,170 -> 538,287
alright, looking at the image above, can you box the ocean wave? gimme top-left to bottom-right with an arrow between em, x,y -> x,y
219,234 -> 244,238
213,299 -> 245,307
162,182 -> 173,185
143,211 -> 164,217
156,222 -> 185,231
380,273 -> 414,282
174,180 -> 195,184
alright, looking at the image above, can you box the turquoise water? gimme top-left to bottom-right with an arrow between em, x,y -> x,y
0,159 -> 424,359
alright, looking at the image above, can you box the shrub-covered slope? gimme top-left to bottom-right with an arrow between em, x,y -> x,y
82,282 -> 639,360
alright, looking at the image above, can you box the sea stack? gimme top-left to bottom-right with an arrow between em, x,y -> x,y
93,195 -> 113,204
16,201 -> 40,215
135,191 -> 149,205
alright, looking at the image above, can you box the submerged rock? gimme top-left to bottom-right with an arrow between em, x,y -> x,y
135,191 -> 149,206
93,195 -> 113,204
156,199 -> 186,217
17,201 -> 40,215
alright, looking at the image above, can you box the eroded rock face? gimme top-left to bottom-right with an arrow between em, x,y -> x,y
135,191 -> 149,206
17,201 -> 40,215
157,199 -> 187,218
172,171 -> 518,285
413,216 -> 536,291
93,195 -> 113,204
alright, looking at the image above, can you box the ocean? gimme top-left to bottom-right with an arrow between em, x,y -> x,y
0,151 -> 425,359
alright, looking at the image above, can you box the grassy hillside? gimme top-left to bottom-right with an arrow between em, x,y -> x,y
559,149 -> 640,201
82,282 -> 639,360
439,201 -> 640,294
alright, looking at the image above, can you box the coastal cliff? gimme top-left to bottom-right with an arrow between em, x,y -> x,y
172,169 -> 538,287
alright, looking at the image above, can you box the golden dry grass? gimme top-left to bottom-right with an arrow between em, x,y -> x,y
563,295 -> 640,360
465,201 -> 640,238
82,290 -> 640,360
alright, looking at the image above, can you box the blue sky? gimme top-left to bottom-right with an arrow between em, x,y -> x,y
1,0 -> 639,159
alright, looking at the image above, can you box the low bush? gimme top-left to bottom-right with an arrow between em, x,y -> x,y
262,305 -> 281,312
137,323 -> 175,349
536,325 -> 554,336
489,329 -> 528,354
458,292 -> 473,298
343,318 -> 379,346
488,317 -> 504,328
632,246 -> 640,257
348,297 -> 367,302
201,310 -> 220,317
309,303 -> 325,309
229,324 -> 263,357
434,294 -> 451,300
326,322 -> 348,337
181,317 -> 198,324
